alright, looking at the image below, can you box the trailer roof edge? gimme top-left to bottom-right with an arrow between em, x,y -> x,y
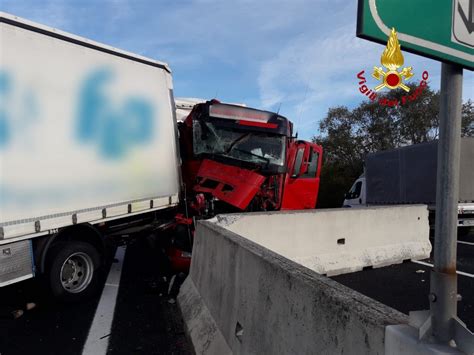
0,11 -> 172,73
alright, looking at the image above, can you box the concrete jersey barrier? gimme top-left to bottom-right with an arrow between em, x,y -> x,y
179,206 -> 433,354
212,205 -> 431,276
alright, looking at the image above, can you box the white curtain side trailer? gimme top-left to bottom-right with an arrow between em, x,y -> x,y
0,12 -> 180,299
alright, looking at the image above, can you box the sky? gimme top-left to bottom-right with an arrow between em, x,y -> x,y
1,0 -> 473,139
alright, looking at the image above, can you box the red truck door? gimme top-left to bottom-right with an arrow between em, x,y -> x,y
281,142 -> 322,210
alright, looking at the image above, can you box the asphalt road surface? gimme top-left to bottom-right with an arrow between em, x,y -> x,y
0,237 -> 192,355
333,229 -> 474,330
1,229 -> 472,354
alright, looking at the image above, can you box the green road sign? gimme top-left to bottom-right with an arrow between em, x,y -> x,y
357,0 -> 474,70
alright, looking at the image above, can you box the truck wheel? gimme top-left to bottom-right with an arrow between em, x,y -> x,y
47,241 -> 101,302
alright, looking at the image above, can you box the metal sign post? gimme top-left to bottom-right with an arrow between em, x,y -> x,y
429,61 -> 474,353
431,63 -> 462,342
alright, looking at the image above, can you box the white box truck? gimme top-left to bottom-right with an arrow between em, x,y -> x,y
0,12 -> 181,300
342,139 -> 474,235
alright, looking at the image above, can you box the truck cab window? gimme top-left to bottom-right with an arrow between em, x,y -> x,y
192,119 -> 286,167
292,148 -> 305,177
350,181 -> 362,198
302,148 -> 319,178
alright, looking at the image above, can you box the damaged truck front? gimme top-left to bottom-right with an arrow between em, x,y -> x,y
166,101 -> 323,270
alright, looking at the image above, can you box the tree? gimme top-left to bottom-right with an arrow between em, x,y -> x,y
314,84 -> 472,208
462,100 -> 474,137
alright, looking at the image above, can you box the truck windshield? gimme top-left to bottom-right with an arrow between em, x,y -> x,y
193,120 -> 286,166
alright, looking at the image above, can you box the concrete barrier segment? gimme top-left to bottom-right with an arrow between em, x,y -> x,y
179,213 -> 413,354
178,277 -> 232,355
211,205 -> 431,276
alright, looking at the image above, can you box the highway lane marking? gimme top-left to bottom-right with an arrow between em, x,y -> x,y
457,240 -> 474,246
411,259 -> 474,278
82,246 -> 126,355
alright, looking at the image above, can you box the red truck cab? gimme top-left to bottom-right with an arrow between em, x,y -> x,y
179,100 -> 322,213
169,101 -> 323,270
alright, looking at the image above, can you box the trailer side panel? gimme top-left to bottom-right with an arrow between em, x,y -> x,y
0,15 -> 180,239
366,138 -> 473,205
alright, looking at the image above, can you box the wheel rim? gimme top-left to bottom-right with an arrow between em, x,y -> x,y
60,252 -> 94,294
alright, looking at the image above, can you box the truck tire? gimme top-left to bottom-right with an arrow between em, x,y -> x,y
46,241 -> 102,302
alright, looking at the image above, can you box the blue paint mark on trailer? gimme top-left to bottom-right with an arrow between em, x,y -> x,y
0,71 -> 40,150
0,111 -> 9,148
76,68 -> 112,143
76,68 -> 155,159
0,72 -> 11,148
